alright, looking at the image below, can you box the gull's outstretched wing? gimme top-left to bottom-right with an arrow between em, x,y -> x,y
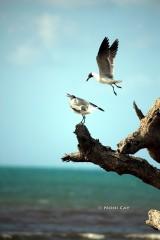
96,37 -> 119,78
96,37 -> 113,78
109,39 -> 119,65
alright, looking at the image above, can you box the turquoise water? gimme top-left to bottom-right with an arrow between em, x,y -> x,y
0,167 -> 159,239
0,167 -> 159,210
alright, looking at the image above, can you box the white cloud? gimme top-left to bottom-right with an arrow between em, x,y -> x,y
36,14 -> 60,47
9,44 -> 38,65
7,13 -> 60,65
7,12 -> 78,65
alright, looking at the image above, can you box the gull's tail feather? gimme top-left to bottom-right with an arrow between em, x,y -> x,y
114,80 -> 122,84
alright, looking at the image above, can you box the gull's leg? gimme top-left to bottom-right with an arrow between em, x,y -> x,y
114,83 -> 122,88
81,115 -> 86,124
111,85 -> 117,96
83,115 -> 86,124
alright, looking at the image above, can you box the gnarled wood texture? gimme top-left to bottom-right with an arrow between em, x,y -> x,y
118,99 -> 160,163
146,209 -> 160,230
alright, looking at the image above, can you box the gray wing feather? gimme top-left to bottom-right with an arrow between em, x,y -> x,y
76,97 -> 89,106
109,39 -> 119,64
96,37 -> 112,78
96,37 -> 119,78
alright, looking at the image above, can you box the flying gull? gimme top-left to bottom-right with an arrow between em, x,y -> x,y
86,37 -> 122,95
67,93 -> 104,123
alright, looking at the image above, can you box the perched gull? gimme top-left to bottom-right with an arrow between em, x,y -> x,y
86,37 -> 122,95
67,93 -> 104,123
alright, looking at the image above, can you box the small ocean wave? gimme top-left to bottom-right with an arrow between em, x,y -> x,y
37,199 -> 50,205
0,232 -> 160,240
125,233 -> 160,239
78,233 -> 105,239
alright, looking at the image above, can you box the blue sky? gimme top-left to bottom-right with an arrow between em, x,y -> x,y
0,0 -> 160,168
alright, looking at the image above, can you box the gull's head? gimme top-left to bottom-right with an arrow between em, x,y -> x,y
86,72 -> 93,81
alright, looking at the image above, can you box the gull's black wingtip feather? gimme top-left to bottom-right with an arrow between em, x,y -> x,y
133,100 -> 136,106
115,39 -> 119,47
89,102 -> 105,112
103,37 -> 109,44
98,107 -> 105,112
115,38 -> 119,46
97,37 -> 110,56
111,38 -> 119,47
102,37 -> 119,47
104,36 -> 109,40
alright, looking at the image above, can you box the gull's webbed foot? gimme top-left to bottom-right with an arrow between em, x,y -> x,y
114,83 -> 122,89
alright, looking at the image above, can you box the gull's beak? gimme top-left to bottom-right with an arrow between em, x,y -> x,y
86,73 -> 93,81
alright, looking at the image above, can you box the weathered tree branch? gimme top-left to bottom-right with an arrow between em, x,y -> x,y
62,99 -> 160,189
133,101 -> 145,120
118,99 -> 160,163
62,123 -> 160,189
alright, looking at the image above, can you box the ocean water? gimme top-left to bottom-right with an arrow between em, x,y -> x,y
0,167 -> 159,240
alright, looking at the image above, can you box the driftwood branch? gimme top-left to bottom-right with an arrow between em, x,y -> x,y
118,99 -> 160,163
146,209 -> 160,230
133,101 -> 145,120
62,124 -> 160,189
